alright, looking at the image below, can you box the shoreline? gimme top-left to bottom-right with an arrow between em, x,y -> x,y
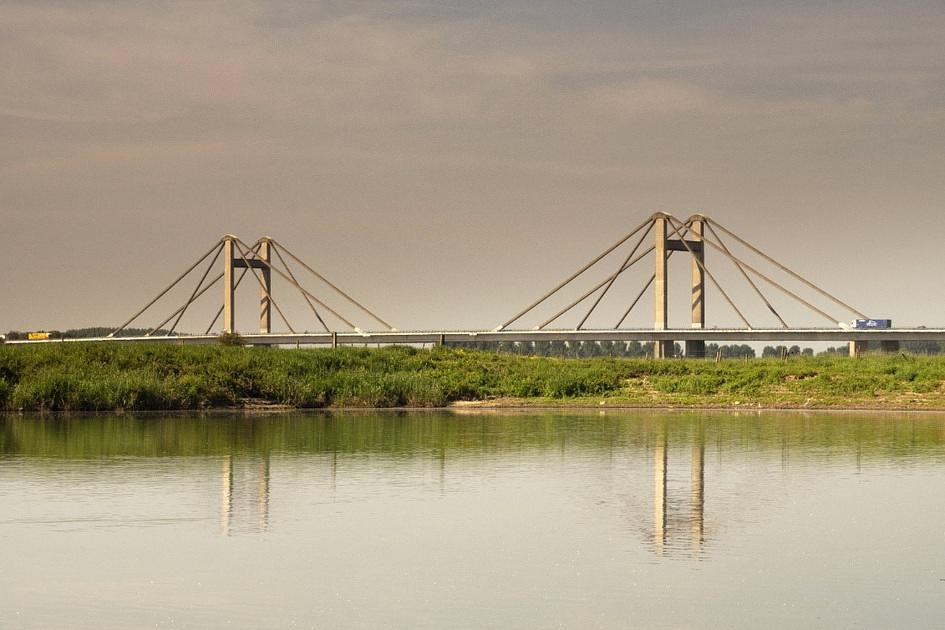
6,400 -> 945,416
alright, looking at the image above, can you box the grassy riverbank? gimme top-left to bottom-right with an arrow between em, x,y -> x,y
2,344 -> 945,411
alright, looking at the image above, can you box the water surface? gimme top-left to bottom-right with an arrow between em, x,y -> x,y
2,411 -> 944,628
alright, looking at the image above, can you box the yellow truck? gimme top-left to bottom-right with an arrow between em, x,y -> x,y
27,331 -> 52,341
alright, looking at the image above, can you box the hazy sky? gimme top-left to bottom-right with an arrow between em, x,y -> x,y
2,0 -> 943,333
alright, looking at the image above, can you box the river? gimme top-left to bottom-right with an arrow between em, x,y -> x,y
1,411 -> 944,628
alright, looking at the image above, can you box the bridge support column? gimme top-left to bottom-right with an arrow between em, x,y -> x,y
686,215 -> 706,358
259,240 -> 271,334
653,213 -> 673,358
223,237 -> 235,334
849,340 -> 867,358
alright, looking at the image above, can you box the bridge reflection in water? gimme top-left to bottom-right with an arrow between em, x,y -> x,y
5,411 -> 945,549
220,454 -> 271,536
652,433 -> 704,554
206,416 -> 715,552
212,438 -> 711,549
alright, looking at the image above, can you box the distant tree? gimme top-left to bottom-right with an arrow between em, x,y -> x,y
497,341 -> 517,354
707,344 -> 756,359
903,341 -> 941,355
549,341 -> 567,356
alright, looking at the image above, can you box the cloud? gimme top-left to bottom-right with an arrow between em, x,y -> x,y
0,1 -> 943,330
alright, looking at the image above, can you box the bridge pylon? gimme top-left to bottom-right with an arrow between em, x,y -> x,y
109,234 -> 395,339
222,235 -> 272,334
653,212 -> 706,358
223,235 -> 274,334
497,211 -> 870,358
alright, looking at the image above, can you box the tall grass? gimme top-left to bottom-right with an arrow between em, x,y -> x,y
1,344 -> 944,411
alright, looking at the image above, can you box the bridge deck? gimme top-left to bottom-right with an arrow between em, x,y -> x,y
7,328 -> 945,346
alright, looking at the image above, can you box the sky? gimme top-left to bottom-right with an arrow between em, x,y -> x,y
1,0 -> 943,334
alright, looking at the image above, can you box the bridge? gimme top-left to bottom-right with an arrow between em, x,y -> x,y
8,212 -> 944,357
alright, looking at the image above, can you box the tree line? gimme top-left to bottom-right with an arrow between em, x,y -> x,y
6,328 -> 942,357
3,327 -> 173,340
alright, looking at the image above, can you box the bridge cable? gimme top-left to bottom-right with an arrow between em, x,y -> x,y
233,237 -> 360,331
695,229 -> 843,325
148,273 -> 223,337
161,242 -> 225,336
614,271 -> 657,329
537,245 -> 656,329
702,221 -> 788,328
706,218 -> 867,319
608,217 -> 696,329
667,216 -> 752,329
269,238 -> 395,331
577,221 -> 654,330
269,242 -> 330,332
109,238 -> 224,337
496,216 -> 655,331
231,239 -> 297,334
204,241 -> 263,334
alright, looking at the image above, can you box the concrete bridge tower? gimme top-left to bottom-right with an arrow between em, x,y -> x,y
653,213 -> 706,358
222,235 -> 273,335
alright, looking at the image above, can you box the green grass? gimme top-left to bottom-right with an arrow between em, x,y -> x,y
1,344 -> 945,411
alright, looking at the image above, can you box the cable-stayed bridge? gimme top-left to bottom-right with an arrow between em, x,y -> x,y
8,213 -> 944,357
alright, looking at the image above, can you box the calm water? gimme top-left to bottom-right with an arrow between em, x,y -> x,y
2,411 -> 944,629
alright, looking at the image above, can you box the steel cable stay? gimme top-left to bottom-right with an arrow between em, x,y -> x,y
702,220 -> 788,328
161,242 -> 225,337
149,273 -> 223,337
268,238 -> 395,332
496,216 -> 655,331
614,272 -> 657,329
705,217 -> 867,320
268,241 -> 330,333
109,238 -> 224,337
537,244 -> 657,329
694,228 -> 845,326
576,221 -> 654,330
